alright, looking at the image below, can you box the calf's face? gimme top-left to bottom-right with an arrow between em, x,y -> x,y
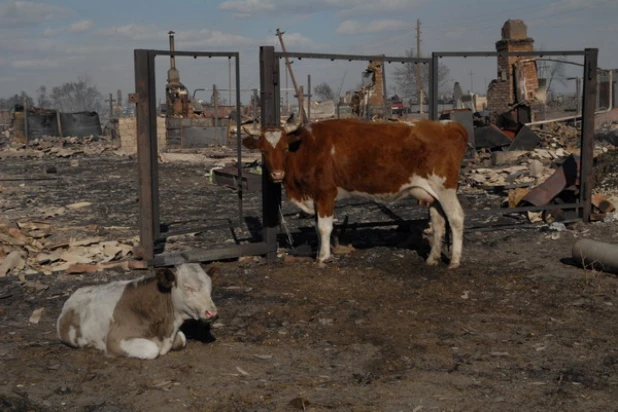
157,264 -> 218,322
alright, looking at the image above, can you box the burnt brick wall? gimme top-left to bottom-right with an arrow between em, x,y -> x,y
487,20 -> 539,116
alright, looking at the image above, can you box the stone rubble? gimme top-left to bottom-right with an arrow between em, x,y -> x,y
460,120 -> 618,221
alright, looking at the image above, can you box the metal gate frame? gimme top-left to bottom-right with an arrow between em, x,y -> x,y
134,46 -> 598,266
430,49 -> 598,222
132,48 -> 278,265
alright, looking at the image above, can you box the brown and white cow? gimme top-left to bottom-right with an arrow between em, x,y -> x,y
57,263 -> 218,359
242,116 -> 468,268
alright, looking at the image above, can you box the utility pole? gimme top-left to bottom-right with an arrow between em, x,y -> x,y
106,93 -> 116,118
285,63 -> 289,114
469,71 -> 474,94
276,28 -> 307,123
416,18 -> 423,114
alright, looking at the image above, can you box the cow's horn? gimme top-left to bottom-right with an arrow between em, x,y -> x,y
283,112 -> 301,134
242,124 -> 262,137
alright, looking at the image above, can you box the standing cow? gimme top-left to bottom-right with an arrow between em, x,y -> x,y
242,115 -> 468,268
57,263 -> 218,359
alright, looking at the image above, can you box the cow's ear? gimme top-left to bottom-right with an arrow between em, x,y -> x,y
287,133 -> 303,149
242,136 -> 259,150
155,267 -> 176,290
206,265 -> 220,282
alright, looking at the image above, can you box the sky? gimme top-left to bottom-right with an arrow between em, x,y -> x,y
0,0 -> 617,106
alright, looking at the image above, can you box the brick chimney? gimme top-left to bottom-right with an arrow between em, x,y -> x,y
367,59 -> 384,109
487,19 -> 539,116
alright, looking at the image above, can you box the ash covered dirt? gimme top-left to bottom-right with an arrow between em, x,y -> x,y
1,152 -> 618,411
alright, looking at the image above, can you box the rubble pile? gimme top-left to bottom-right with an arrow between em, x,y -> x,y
462,149 -> 556,191
0,134 -> 121,160
530,122 -> 582,152
594,149 -> 618,201
0,219 -> 144,278
461,119 -> 618,223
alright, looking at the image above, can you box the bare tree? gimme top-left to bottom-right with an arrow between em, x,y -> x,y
537,59 -> 567,100
0,91 -> 34,110
393,48 -> 451,100
50,76 -> 104,113
314,82 -> 335,101
36,86 -> 52,109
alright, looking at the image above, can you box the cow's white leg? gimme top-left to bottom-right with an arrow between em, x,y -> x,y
436,188 -> 464,269
171,331 -> 187,351
426,205 -> 446,266
316,214 -> 334,262
118,338 -> 161,359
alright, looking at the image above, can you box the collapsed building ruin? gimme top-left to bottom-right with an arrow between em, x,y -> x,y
165,31 -> 194,118
487,19 -> 541,122
349,58 -> 386,118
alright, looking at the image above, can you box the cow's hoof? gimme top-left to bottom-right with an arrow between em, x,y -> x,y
316,255 -> 336,267
447,262 -> 460,269
426,257 -> 440,266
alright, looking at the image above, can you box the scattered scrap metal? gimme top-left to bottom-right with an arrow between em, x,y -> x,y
458,108 -> 618,223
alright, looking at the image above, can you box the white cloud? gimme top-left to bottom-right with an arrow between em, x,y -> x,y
272,31 -> 316,48
218,0 -> 275,15
0,36 -> 61,53
11,57 -> 62,69
336,19 -> 411,35
218,0 -> 426,18
95,24 -> 164,41
43,27 -> 57,36
338,0 -> 427,17
42,19 -> 93,36
68,19 -> 93,33
93,24 -> 317,51
0,1 -> 75,28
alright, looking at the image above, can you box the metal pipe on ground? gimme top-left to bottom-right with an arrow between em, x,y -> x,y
572,238 -> 618,274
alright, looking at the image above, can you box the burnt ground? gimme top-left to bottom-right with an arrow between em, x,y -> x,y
1,151 -> 618,411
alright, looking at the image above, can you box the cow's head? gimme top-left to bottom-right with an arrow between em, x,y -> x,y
162,264 -> 219,322
242,113 -> 302,183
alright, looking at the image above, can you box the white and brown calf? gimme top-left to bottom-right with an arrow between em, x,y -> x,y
57,263 -> 218,359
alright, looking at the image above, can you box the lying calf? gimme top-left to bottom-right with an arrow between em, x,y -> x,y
57,263 -> 218,359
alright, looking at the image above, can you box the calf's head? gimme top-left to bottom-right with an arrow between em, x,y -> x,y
242,113 -> 302,183
157,264 -> 218,322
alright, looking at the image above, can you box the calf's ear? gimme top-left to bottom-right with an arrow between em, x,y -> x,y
155,267 -> 176,290
206,265 -> 220,282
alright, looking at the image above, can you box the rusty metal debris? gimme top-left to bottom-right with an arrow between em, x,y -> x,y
520,154 -> 580,208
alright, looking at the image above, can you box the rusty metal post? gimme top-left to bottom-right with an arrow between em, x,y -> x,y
382,57 -> 388,118
234,53 -> 244,225
252,88 -> 258,121
55,110 -> 62,138
307,74 -> 311,122
108,93 -> 114,119
259,46 -> 281,260
213,84 -> 219,143
134,49 -> 160,260
23,96 -> 28,147
580,48 -> 598,222
429,53 -> 439,120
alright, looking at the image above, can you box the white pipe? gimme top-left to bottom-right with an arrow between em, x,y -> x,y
526,114 -> 581,126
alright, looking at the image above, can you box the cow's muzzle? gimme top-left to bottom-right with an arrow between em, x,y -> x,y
270,171 -> 285,183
